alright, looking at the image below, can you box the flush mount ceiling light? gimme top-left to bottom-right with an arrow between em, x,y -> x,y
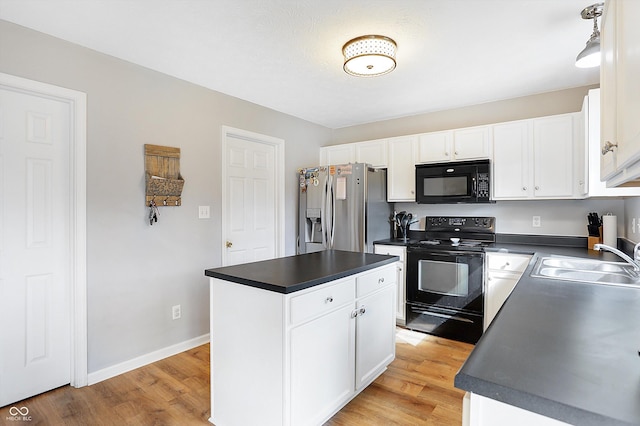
575,2 -> 604,68
342,35 -> 397,77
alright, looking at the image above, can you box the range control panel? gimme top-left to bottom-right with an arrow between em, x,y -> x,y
425,216 -> 495,233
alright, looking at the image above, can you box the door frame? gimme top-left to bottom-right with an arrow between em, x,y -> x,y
0,72 -> 88,387
221,126 -> 284,265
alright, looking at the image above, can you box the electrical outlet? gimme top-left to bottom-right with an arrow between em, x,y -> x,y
198,205 -> 210,219
172,304 -> 181,320
532,216 -> 541,227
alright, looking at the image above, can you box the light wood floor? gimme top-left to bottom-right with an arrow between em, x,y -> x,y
1,329 -> 473,425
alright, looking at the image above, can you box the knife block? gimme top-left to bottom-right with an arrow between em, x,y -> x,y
587,226 -> 603,250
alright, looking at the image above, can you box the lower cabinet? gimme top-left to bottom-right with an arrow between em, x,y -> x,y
374,244 -> 406,324
210,263 -> 396,426
484,253 -> 532,330
465,393 -> 572,426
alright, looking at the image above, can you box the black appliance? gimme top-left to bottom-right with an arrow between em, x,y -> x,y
415,159 -> 493,204
405,216 -> 495,344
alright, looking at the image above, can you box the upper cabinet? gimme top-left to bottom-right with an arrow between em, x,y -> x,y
320,139 -> 387,168
600,0 -> 640,187
416,126 -> 490,163
355,139 -> 388,168
387,136 -> 417,202
319,144 -> 355,166
585,88 -> 640,196
493,113 -> 584,200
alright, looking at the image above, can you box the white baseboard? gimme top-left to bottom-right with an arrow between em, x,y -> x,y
87,333 -> 210,385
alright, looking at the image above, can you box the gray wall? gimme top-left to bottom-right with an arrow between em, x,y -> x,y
331,85 -> 599,144
0,20 -> 331,373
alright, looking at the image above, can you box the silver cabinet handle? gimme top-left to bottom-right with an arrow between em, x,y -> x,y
358,306 -> 366,315
522,187 -> 527,191
602,141 -> 618,155
535,186 -> 540,190
351,309 -> 359,318
325,296 -> 333,303
378,277 -> 385,284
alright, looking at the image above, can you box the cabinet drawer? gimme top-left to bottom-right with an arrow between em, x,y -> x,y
357,265 -> 396,298
487,254 -> 532,273
290,278 -> 355,325
374,245 -> 406,261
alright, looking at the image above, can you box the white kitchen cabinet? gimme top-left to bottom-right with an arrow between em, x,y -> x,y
484,252 -> 532,330
492,113 -> 582,200
417,126 -> 490,164
467,393 -> 571,426
319,139 -> 387,168
209,263 -> 396,426
584,88 -> 640,196
355,139 -> 387,168
355,281 -> 396,390
374,244 -> 406,325
387,135 -> 417,202
291,301 -> 355,426
320,144 -> 355,166
600,0 -> 640,187
492,120 -> 530,199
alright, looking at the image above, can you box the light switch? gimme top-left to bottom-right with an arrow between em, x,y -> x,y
198,205 -> 210,219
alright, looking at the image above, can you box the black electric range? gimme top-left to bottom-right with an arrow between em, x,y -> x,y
404,216 -> 495,344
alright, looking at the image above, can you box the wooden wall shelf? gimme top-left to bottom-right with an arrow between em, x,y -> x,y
144,144 -> 184,206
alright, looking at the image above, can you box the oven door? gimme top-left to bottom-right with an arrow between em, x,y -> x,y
406,248 -> 484,313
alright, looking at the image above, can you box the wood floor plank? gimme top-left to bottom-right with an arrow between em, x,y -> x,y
0,330 -> 473,425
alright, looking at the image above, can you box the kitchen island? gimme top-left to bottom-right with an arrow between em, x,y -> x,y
455,252 -> 640,426
204,250 -> 398,426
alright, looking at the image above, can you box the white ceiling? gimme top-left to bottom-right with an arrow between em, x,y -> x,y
0,0 -> 600,129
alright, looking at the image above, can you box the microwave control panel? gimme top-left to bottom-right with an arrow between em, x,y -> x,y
476,172 -> 490,199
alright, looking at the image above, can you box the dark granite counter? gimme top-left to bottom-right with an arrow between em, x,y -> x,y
455,251 -> 640,425
204,249 -> 398,294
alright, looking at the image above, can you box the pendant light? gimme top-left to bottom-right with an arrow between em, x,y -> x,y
342,35 -> 397,77
575,3 -> 604,68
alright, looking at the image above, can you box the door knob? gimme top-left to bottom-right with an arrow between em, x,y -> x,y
226,241 -> 233,248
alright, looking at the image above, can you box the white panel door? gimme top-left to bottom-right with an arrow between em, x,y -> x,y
223,131 -> 280,266
0,88 -> 71,406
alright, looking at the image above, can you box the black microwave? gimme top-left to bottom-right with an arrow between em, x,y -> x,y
415,159 -> 493,204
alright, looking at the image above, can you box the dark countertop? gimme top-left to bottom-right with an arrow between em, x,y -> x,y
455,251 -> 640,425
204,249 -> 398,294
375,234 -> 639,423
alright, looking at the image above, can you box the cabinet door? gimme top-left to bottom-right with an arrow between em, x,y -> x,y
290,303 -> 355,426
484,271 -> 519,330
417,131 -> 452,163
492,121 -> 531,199
374,245 -> 406,323
320,144 -> 355,166
533,115 -> 574,198
600,0 -> 618,180
615,0 -> 640,170
355,139 -> 387,168
355,284 -> 396,390
387,136 -> 417,201
454,126 -> 491,160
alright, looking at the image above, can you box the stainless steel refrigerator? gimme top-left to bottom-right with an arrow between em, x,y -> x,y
297,163 -> 391,254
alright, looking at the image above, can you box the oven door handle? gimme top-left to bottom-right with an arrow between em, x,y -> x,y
418,310 -> 475,324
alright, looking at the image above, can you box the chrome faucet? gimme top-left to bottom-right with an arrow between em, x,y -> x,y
593,243 -> 640,271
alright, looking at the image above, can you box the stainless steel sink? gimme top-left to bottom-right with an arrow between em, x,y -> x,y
530,256 -> 640,287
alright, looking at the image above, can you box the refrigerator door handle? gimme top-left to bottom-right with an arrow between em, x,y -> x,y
321,173 -> 335,249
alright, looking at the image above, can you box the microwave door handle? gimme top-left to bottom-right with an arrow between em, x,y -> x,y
471,176 -> 477,197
